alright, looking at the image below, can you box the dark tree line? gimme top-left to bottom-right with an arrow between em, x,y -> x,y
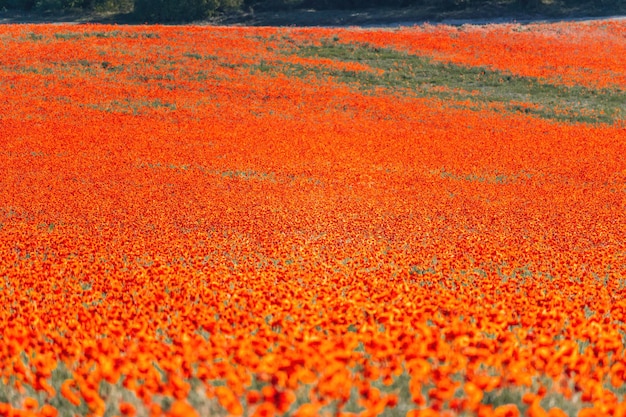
1,0 -> 131,12
1,0 -> 624,22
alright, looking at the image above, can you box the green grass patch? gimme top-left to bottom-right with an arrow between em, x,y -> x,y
258,38 -> 625,125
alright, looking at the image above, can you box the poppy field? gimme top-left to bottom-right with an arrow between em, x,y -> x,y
1,20 -> 626,417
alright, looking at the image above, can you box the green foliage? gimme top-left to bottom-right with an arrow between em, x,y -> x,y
245,0 -> 412,11
0,0 -> 626,25
132,0 -> 242,22
1,0 -> 625,25
0,0 -> 36,10
0,0 -> 130,11
244,0 -> 304,11
32,0 -> 85,11
91,0 -> 133,11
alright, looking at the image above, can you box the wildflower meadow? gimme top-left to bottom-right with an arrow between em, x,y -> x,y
1,20 -> 626,417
